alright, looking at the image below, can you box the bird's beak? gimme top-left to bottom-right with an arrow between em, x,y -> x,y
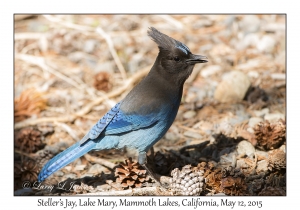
186,54 -> 208,65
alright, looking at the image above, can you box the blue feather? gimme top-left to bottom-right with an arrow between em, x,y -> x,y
38,140 -> 97,182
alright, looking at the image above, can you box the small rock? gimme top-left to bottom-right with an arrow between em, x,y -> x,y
240,15 -> 261,34
248,117 -> 264,128
253,108 -> 269,117
256,160 -> 268,173
53,171 -> 64,177
183,131 -> 202,139
247,71 -> 259,78
165,131 -> 179,142
214,71 -> 251,103
279,145 -> 286,153
83,39 -> 97,53
236,159 -> 247,169
242,33 -> 260,49
74,164 -> 86,171
271,73 -> 285,80
237,140 -> 255,156
88,164 -> 107,174
247,127 -> 254,133
264,113 -> 285,122
68,51 -> 85,62
183,110 -> 196,119
63,173 -> 77,180
236,58 -> 260,71
220,153 -> 234,164
80,173 -> 94,178
200,65 -> 222,78
257,35 -> 276,53
64,166 -> 72,171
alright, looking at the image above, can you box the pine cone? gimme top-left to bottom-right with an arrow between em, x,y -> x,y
35,149 -> 54,168
219,166 -> 247,196
267,149 -> 286,171
115,157 -> 150,189
93,72 -> 112,92
254,119 -> 286,150
14,89 -> 46,122
247,178 -> 265,195
170,165 -> 205,196
220,176 -> 247,196
15,159 -> 40,190
265,173 -> 286,188
15,127 -> 44,153
196,162 -> 222,193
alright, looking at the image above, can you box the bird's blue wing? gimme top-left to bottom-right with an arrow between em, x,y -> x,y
103,111 -> 158,135
79,102 -> 121,145
80,102 -> 158,145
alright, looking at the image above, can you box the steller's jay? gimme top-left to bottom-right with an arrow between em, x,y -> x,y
38,27 -> 208,182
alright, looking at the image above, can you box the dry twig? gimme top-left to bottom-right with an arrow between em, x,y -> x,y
84,154 -> 116,169
14,65 -> 151,130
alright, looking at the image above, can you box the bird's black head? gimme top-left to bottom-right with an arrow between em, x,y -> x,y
148,27 -> 208,85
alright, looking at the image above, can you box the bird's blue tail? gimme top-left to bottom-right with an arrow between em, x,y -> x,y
38,140 -> 96,182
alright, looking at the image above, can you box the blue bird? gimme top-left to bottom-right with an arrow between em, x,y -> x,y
38,27 -> 208,182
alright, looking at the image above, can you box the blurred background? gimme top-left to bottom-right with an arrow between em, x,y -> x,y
14,15 -> 286,196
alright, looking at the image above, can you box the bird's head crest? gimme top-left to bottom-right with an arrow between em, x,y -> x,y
147,27 -> 191,55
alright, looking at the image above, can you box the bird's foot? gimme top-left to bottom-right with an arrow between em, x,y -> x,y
142,164 -> 169,189
139,151 -> 169,188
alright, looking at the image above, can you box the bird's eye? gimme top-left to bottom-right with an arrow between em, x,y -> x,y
174,56 -> 180,62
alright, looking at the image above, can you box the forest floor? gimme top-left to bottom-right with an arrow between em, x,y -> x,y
14,15 -> 286,196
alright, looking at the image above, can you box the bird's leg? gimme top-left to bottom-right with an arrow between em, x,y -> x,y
138,152 -> 162,186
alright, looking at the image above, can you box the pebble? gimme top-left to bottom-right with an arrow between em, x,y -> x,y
53,171 -> 64,177
165,131 -> 179,142
271,73 -> 286,80
236,58 -> 260,71
88,164 -> 107,174
240,15 -> 261,34
247,127 -> 254,133
264,113 -> 285,122
236,159 -> 247,169
257,35 -> 276,53
237,140 -> 255,156
279,145 -> 286,153
248,117 -> 264,128
83,39 -> 97,53
183,110 -> 196,119
247,71 -> 259,78
80,173 -> 94,178
74,164 -> 86,171
64,166 -> 72,171
242,33 -> 259,49
256,160 -> 268,173
68,51 -> 85,62
200,65 -> 222,78
253,108 -> 269,117
214,71 -> 251,103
